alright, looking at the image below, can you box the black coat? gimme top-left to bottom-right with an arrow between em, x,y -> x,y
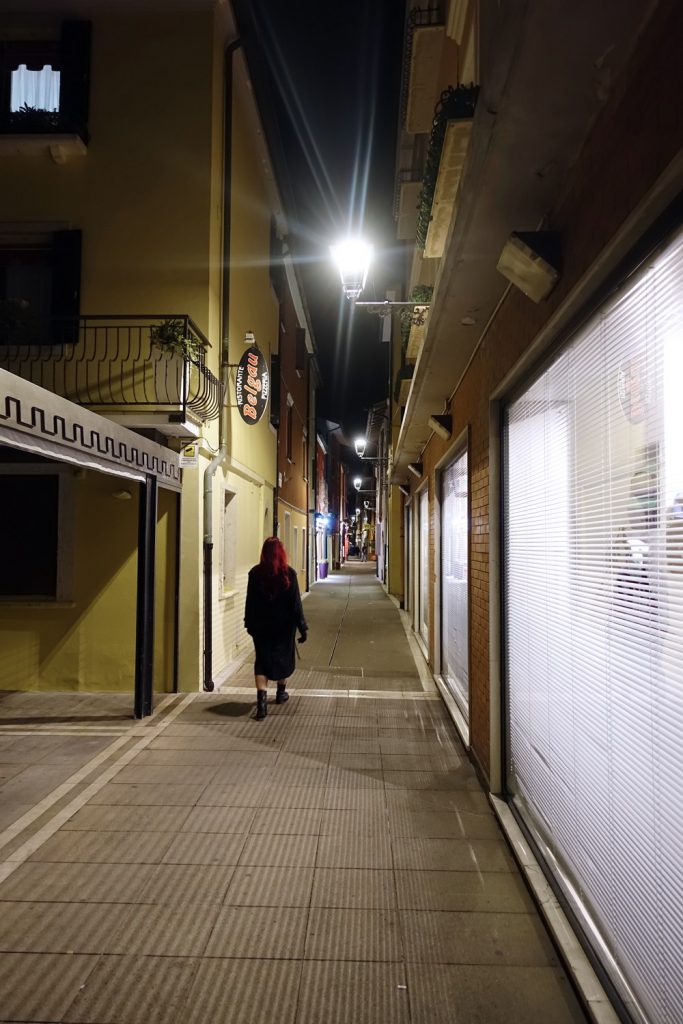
244,566 -> 307,681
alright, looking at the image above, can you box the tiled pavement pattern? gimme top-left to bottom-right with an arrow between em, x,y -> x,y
0,563 -> 587,1023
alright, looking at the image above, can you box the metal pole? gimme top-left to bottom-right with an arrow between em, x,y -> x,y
134,474 -> 157,718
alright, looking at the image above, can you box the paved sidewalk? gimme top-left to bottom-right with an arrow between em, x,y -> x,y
0,563 -> 587,1023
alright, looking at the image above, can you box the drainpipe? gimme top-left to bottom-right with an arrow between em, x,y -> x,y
203,37 -> 242,692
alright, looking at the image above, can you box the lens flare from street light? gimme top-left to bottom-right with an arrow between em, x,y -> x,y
354,436 -> 367,457
330,238 -> 373,301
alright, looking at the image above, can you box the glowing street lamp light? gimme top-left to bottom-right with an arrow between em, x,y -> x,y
330,238 -> 373,301
354,436 -> 367,457
353,477 -> 362,491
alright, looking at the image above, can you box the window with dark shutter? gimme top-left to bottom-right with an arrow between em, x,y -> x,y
295,327 -> 307,378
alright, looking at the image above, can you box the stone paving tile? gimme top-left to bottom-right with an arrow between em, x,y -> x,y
62,954 -> 200,1024
28,829 -> 175,864
296,960 -> 409,1024
305,906 -> 403,961
0,900 -> 131,953
319,809 -> 389,836
180,958 -> 301,1024
323,787 -> 387,812
112,764 -> 218,786
311,868 -> 396,910
136,863 -> 235,905
391,836 -> 518,872
208,904 -> 308,958
197,782 -> 265,806
238,832 -> 318,868
132,747 -> 228,766
325,766 -> 385,790
0,951 -> 99,1022
400,909 -> 560,965
383,768 -> 481,791
406,963 -> 587,1024
316,833 -> 392,870
387,808 -> 502,839
259,785 -> 326,809
62,803 -> 193,832
180,804 -> 256,833
160,830 -> 247,865
394,869 -> 536,913
250,806 -> 322,835
0,861 -> 154,903
328,752 -> 382,769
385,787 -> 491,814
109,902 -> 220,956
90,782 -> 207,806
225,865 -> 314,907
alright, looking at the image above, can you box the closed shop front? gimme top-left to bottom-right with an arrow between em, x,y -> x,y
417,486 -> 429,647
503,228 -> 683,1023
441,450 -> 469,717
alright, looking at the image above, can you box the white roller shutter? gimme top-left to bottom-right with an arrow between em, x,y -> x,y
504,228 -> 683,1024
442,450 -> 469,714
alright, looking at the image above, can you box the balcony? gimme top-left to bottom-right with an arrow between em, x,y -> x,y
0,315 -> 223,436
416,83 -> 479,257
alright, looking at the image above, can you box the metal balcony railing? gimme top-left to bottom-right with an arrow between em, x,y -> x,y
0,314 -> 223,424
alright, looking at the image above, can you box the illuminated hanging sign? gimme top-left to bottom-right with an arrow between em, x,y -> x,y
235,344 -> 269,424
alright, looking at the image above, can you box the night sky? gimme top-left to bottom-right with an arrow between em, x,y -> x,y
235,0 -> 404,441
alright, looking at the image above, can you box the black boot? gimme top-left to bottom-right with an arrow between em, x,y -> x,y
255,690 -> 268,720
275,683 -> 289,704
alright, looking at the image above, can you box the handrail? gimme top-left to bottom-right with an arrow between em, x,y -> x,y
0,314 -> 223,424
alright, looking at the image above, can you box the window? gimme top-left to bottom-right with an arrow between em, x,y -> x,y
222,489 -> 237,591
295,327 -> 307,378
286,395 -> 294,462
11,64 -> 60,113
441,449 -> 469,716
504,227 -> 683,1024
0,229 -> 82,344
0,461 -> 73,600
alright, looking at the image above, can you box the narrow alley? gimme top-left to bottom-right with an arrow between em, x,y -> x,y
0,564 -> 586,1024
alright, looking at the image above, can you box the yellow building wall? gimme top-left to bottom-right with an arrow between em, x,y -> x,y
0,471 -> 177,693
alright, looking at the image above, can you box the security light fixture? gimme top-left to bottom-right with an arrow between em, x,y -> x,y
354,436 -> 367,458
407,462 -> 423,478
353,476 -> 362,491
496,231 -> 561,303
428,415 -> 452,440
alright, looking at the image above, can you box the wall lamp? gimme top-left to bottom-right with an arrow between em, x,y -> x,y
428,415 -> 452,440
353,476 -> 362,491
496,231 -> 561,303
354,436 -> 367,457
407,462 -> 423,478
331,236 -> 431,326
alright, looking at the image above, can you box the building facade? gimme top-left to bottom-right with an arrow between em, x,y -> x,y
388,1 -> 683,1021
0,1 -> 315,707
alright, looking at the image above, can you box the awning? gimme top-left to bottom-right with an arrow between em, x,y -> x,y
0,368 -> 181,491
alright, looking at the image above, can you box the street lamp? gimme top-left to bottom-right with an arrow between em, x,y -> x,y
353,476 -> 362,491
354,436 -> 367,457
330,236 -> 431,326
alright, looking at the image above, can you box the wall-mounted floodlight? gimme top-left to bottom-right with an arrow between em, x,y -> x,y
353,477 -> 362,491
428,414 -> 452,440
354,436 -> 367,457
496,231 -> 560,303
330,238 -> 373,301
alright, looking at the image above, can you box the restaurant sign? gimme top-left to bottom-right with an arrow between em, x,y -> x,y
235,344 -> 269,424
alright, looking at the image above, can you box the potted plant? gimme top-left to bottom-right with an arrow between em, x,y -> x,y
8,104 -> 61,133
150,319 -> 203,362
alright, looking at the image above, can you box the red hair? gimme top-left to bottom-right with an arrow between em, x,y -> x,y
258,536 -> 290,592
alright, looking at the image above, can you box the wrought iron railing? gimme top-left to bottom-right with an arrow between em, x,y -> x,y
416,83 -> 480,249
0,315 -> 223,424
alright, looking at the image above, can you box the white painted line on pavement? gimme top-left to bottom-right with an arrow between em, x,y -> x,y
0,693 -> 196,885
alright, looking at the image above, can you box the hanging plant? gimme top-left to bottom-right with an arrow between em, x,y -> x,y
150,319 -> 204,362
400,284 -> 434,351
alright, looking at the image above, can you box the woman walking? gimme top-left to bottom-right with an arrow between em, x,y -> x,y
244,537 -> 307,720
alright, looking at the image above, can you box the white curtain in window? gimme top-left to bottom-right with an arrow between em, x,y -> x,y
504,227 -> 683,1024
11,65 -> 61,112
441,450 -> 469,714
